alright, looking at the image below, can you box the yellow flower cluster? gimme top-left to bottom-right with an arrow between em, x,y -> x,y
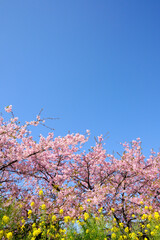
64,216 -> 71,223
59,208 -> 63,214
2,215 -> 9,224
39,190 -> 43,196
1,195 -> 160,240
30,201 -> 35,207
41,204 -> 46,210
154,211 -> 160,220
6,232 -> 13,240
84,212 -> 89,221
52,215 -> 57,222
0,230 -> 4,239
28,209 -> 32,218
33,228 -> 41,237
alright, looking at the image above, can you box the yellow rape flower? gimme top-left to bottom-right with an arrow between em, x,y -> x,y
59,229 -> 66,234
130,232 -> 136,238
55,233 -> 60,238
138,232 -> 143,236
84,212 -> 89,221
151,231 -> 155,236
111,233 -> 116,239
95,217 -> 99,221
39,190 -> 43,196
64,216 -> 71,223
119,222 -> 124,227
154,212 -> 159,220
141,214 -> 147,220
98,207 -> 103,213
30,202 -> 35,207
41,204 -> 46,210
52,215 -> 57,222
0,230 -> 4,238
28,210 -> 32,215
21,218 -> 25,224
6,232 -> 13,240
59,209 -> 63,214
79,221 -> 84,226
124,227 -> 129,233
2,215 -> 9,224
33,228 -> 41,237
113,227 -> 119,232
77,220 -> 80,225
28,209 -> 32,219
32,223 -> 36,228
50,225 -> 56,231
21,224 -> 25,231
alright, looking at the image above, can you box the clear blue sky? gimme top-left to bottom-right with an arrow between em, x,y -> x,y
0,0 -> 160,157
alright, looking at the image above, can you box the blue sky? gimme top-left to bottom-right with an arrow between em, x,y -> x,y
0,0 -> 160,158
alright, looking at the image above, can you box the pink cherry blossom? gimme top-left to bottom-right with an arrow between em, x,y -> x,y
5,105 -> 12,113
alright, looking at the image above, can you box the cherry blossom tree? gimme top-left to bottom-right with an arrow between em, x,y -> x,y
0,105 -> 160,227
